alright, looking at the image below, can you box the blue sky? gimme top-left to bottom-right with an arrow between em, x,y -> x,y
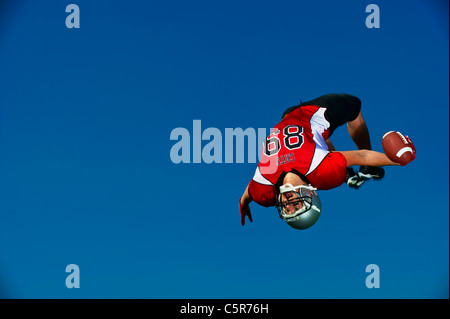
0,0 -> 448,298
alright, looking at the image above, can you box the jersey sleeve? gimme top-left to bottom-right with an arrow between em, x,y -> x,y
306,151 -> 347,190
248,180 -> 277,207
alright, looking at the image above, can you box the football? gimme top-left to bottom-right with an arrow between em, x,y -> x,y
382,131 -> 415,166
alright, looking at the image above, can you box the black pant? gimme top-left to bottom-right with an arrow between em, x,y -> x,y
282,93 -> 362,137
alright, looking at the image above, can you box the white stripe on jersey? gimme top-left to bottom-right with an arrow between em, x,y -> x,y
306,108 -> 331,176
252,167 -> 274,185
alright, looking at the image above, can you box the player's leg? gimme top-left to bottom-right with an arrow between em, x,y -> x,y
282,93 -> 372,151
281,93 -> 353,120
313,93 -> 384,187
346,110 -> 372,150
345,109 -> 385,185
308,93 -> 362,138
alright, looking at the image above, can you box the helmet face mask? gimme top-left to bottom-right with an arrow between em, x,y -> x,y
275,183 -> 321,230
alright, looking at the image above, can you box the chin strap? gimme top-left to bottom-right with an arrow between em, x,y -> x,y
279,183 -> 317,194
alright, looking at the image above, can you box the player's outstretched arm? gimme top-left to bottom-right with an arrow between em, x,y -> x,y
239,184 -> 253,226
338,150 -> 400,167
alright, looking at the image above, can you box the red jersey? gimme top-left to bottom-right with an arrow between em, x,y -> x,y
248,105 -> 347,207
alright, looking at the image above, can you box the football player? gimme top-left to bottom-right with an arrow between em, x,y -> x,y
238,93 -> 416,229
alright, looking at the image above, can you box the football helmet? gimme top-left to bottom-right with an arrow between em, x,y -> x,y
275,183 -> 321,230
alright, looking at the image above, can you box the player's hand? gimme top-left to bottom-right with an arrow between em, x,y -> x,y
403,136 -> 416,165
239,198 -> 253,226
